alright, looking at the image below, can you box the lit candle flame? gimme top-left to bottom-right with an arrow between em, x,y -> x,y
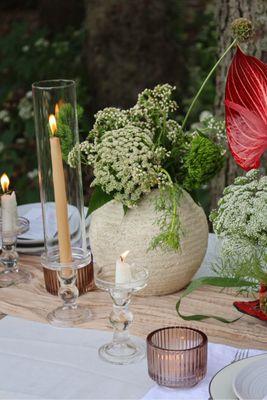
120,250 -> 130,262
55,103 -> 59,119
49,114 -> 57,136
1,173 -> 10,193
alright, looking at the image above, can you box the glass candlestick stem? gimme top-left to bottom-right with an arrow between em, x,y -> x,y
94,263 -> 148,364
0,217 -> 31,287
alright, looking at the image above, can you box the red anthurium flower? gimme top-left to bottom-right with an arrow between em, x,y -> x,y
225,46 -> 267,170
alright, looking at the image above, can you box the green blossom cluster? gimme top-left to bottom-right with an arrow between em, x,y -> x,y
183,133 -> 225,190
231,18 -> 254,42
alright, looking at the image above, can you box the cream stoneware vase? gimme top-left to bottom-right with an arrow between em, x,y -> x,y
89,189 -> 208,296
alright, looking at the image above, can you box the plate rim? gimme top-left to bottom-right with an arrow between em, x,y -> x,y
209,353 -> 267,400
232,356 -> 267,400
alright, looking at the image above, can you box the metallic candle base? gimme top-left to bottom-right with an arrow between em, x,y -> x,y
147,326 -> 207,388
43,261 -> 94,296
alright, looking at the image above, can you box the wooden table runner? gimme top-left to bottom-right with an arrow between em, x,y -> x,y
0,255 -> 266,350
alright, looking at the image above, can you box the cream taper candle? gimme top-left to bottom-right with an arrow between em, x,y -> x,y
0,173 -> 17,235
49,114 -> 72,265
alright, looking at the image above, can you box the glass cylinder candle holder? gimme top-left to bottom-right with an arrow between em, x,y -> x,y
0,217 -> 31,287
32,80 -> 94,297
147,326 -> 207,388
94,262 -> 148,365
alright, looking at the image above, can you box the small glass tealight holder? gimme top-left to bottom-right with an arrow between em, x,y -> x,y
94,262 -> 148,365
147,326 -> 207,388
41,247 -> 92,327
0,217 -> 31,287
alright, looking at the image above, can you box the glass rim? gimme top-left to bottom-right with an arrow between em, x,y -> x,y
32,79 -> 76,90
146,326 -> 208,352
41,247 -> 91,270
94,263 -> 149,290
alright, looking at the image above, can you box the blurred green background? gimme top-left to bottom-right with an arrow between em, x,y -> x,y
0,0 -> 217,205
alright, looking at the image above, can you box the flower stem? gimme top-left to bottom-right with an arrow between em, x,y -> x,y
181,38 -> 238,130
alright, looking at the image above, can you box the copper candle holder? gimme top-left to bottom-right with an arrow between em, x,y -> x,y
147,326 -> 207,388
43,260 -> 94,296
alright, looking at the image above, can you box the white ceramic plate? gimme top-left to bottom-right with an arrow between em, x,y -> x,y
233,358 -> 267,400
209,354 -> 267,400
17,203 -> 90,245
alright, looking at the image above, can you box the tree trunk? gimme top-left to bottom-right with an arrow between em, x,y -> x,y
210,0 -> 267,211
84,0 -> 209,113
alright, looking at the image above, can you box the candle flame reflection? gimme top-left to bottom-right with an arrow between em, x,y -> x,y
1,173 -> 10,192
49,114 -> 57,135
120,250 -> 130,262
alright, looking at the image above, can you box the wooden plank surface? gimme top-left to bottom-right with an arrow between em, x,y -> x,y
0,254 -> 266,350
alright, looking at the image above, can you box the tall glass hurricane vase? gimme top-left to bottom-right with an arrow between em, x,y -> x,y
32,80 -> 93,326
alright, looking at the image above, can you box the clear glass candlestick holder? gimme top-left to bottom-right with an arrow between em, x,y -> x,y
41,247 -> 92,327
94,262 -> 148,365
0,217 -> 31,287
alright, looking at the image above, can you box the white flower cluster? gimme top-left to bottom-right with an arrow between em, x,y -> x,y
35,38 -> 49,49
0,110 -> 10,123
135,83 -> 177,115
220,235 -> 262,266
193,111 -> 226,147
18,92 -> 33,120
91,126 -> 168,207
93,107 -> 128,136
68,140 -> 96,167
211,169 -> 267,247
165,119 -> 183,144
129,84 -> 178,139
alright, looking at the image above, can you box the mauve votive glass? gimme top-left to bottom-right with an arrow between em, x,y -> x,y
147,326 -> 207,388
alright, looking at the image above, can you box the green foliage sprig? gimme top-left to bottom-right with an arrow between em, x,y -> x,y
149,172 -> 183,251
55,103 -> 84,162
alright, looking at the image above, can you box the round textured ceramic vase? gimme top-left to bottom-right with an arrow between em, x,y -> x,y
89,189 -> 208,296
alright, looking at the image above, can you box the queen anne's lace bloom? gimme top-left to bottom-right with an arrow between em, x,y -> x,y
92,126 -> 168,207
210,169 -> 267,247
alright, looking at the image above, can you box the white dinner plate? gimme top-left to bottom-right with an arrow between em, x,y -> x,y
209,353 -> 267,400
233,358 -> 267,400
17,203 -> 90,245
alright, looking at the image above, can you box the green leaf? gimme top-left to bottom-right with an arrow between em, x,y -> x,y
88,186 -> 113,215
176,276 -> 254,323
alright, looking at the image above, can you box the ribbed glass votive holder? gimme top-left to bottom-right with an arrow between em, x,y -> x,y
147,326 -> 207,388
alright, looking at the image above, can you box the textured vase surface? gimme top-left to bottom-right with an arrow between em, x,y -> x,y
89,189 -> 208,296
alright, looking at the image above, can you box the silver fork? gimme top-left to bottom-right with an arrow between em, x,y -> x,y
231,348 -> 249,363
